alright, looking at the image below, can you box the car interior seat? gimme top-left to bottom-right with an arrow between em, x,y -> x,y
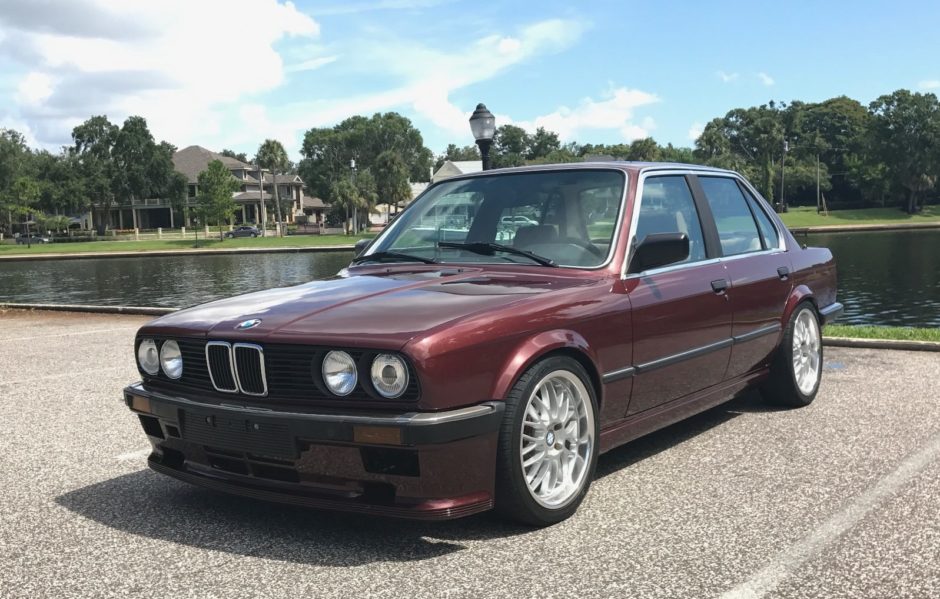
513,224 -> 558,248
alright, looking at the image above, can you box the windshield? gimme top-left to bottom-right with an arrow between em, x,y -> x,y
364,169 -> 625,268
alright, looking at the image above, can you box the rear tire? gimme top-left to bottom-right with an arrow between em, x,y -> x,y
762,302 -> 823,407
494,356 -> 599,527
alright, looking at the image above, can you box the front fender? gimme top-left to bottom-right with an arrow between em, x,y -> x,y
490,329 -> 596,400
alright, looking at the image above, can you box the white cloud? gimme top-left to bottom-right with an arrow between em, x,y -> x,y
510,86 -> 659,142
688,122 -> 703,141
717,70 -> 738,83
285,55 -> 339,73
918,79 -> 940,90
757,72 -> 775,86
275,17 -> 587,143
15,71 -> 53,105
2,0 -> 319,151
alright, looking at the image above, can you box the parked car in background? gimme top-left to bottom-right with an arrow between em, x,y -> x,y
124,162 -> 842,526
224,226 -> 260,238
500,215 -> 539,227
16,234 -> 50,244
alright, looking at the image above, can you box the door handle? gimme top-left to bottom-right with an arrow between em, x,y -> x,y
710,279 -> 729,294
777,266 -> 790,280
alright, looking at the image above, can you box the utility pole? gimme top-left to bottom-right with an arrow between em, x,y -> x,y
816,153 -> 821,214
779,139 -> 788,213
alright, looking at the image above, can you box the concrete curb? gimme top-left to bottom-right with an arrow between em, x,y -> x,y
823,336 -> 940,352
0,244 -> 358,262
790,222 -> 940,235
0,303 -> 177,316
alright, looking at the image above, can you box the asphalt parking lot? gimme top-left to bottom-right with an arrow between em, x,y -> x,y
1,309 -> 938,599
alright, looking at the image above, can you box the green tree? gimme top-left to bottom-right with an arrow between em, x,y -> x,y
527,127 -> 561,160
220,149 -> 249,163
196,160 -> 239,240
492,124 -> 529,167
868,90 -> 940,213
375,150 -> 412,220
0,129 -> 32,235
71,115 -> 119,233
329,178 -> 360,234
435,143 -> 479,170
255,139 -> 291,235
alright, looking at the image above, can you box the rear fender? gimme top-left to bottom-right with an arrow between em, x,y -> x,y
783,285 -> 816,324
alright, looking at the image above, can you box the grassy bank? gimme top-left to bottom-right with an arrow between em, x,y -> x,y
824,324 -> 940,342
779,205 -> 940,228
0,233 -> 372,256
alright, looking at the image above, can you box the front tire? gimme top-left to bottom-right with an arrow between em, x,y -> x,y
762,302 -> 823,407
495,356 -> 599,526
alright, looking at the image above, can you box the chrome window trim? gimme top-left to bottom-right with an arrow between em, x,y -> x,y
621,169 -> 711,280
621,170 -> 787,280
205,341 -> 238,394
363,166 -> 630,272
232,342 -> 268,397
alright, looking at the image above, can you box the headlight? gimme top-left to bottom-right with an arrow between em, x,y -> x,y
370,354 -> 409,398
160,340 -> 183,379
137,339 -> 159,375
322,351 -> 357,396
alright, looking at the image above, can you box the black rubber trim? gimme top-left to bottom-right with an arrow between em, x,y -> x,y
634,338 -> 733,374
819,302 -> 844,325
124,384 -> 503,447
732,323 -> 782,344
601,366 -> 636,383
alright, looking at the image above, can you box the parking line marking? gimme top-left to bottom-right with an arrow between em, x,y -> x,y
0,327 -> 139,343
117,448 -> 151,461
720,429 -> 940,599
0,365 -> 129,386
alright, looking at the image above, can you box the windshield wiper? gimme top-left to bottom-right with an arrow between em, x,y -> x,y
352,251 -> 438,265
437,242 -> 557,267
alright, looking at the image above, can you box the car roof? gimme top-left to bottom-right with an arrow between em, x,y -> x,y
436,161 -> 737,182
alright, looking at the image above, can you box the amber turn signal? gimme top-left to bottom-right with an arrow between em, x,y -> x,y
353,425 -> 402,445
129,394 -> 151,414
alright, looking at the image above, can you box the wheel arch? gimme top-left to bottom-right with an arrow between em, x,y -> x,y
783,285 -> 820,324
491,330 -> 602,407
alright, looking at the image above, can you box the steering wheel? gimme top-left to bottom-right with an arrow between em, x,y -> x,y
559,237 -> 604,258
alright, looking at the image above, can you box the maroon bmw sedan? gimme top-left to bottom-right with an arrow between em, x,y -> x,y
124,163 -> 842,526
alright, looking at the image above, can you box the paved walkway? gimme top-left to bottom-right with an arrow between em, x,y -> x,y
1,310 -> 938,598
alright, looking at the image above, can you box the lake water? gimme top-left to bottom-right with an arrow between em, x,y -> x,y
0,229 -> 937,327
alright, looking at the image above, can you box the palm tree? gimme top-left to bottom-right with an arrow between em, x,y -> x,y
254,139 -> 291,236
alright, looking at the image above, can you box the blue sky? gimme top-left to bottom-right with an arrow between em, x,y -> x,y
1,0 -> 939,159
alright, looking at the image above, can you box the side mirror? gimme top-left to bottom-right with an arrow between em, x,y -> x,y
354,238 -> 371,257
628,232 -> 690,274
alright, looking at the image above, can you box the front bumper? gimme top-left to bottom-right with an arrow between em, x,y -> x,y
123,383 -> 504,520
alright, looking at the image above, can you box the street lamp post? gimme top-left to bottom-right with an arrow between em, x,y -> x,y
468,103 -> 496,171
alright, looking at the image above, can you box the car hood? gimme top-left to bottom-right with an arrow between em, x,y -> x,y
139,266 -> 598,349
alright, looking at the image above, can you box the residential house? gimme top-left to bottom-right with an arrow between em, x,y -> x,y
100,145 -> 327,230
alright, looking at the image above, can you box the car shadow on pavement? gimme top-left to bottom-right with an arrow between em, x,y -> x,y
596,390 -> 771,477
56,391 -> 774,565
55,469 -> 530,567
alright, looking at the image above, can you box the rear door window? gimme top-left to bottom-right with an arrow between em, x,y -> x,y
698,177 -> 763,256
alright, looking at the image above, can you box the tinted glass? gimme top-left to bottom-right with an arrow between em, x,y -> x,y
634,176 -> 706,263
698,177 -> 762,256
742,189 -> 780,249
369,170 -> 624,267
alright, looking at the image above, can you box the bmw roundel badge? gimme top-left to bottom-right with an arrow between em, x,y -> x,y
235,318 -> 262,330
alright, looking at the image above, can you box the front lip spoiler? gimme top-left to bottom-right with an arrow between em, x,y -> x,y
819,301 -> 844,325
124,382 -> 504,446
